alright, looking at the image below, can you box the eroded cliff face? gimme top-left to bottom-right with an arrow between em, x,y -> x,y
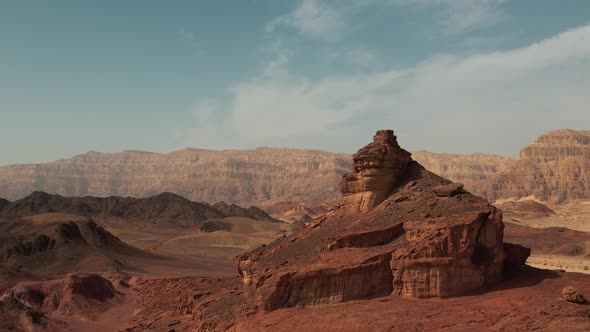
2,129 -> 587,206
475,130 -> 590,203
235,130 -> 524,312
0,148 -> 351,205
520,129 -> 590,161
411,151 -> 515,191
391,209 -> 505,298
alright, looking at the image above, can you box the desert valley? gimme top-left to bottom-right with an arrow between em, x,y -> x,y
0,129 -> 590,331
3,2 -> 590,331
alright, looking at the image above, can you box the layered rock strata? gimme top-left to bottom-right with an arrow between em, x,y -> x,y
411,151 -> 515,191
339,130 -> 412,213
475,129 -> 590,203
237,130 -> 527,312
0,148 -> 351,205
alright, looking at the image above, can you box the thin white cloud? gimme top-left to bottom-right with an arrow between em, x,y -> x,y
326,48 -> 380,67
267,0 -> 507,42
266,0 -> 344,40
437,0 -> 506,34
182,23 -> 590,155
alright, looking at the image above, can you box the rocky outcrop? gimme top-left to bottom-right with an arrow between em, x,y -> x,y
391,208 -> 505,298
432,183 -> 465,197
475,130 -> 590,203
235,130 -> 520,312
0,198 -> 9,210
213,201 -> 279,223
0,148 -> 351,205
339,130 -> 412,213
261,201 -> 333,224
327,224 -> 405,250
497,200 -> 555,220
264,253 -> 394,311
503,243 -> 531,272
0,273 -> 120,329
0,213 -> 152,276
562,286 -> 586,304
1,274 -> 116,314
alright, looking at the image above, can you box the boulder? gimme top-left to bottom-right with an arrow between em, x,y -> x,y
503,242 -> 531,272
563,286 -> 586,304
433,183 -> 464,197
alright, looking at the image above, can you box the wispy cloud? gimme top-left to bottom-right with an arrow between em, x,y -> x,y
182,23 -> 590,155
432,0 -> 506,35
326,48 -> 380,67
267,0 -> 507,42
266,0 -> 344,40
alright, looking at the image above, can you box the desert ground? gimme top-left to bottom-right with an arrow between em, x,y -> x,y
1,130 -> 590,331
503,201 -> 590,274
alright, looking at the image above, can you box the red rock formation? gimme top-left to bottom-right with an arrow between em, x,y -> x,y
0,274 -> 121,330
0,213 -> 153,277
562,286 -> 586,304
339,130 -> 412,213
503,243 -> 532,273
235,130 -> 525,312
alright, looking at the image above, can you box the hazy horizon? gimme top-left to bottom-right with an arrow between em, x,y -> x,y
2,0 -> 590,166
0,126 -> 563,167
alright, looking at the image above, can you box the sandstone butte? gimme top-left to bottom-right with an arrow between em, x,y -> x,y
181,130 -> 531,329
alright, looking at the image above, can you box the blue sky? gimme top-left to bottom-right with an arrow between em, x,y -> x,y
1,0 -> 590,165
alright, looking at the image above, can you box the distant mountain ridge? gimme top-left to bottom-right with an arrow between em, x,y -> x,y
474,129 -> 590,203
0,129 -> 588,205
0,191 -> 279,227
0,147 -> 505,204
0,148 -> 351,205
410,150 -> 515,190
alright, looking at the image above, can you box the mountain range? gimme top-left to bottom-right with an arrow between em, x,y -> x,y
0,129 -> 588,205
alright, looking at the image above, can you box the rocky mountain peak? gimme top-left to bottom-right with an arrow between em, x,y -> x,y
372,129 -> 399,146
340,130 -> 412,212
533,129 -> 590,145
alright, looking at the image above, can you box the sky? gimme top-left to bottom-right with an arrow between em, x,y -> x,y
1,0 -> 590,166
